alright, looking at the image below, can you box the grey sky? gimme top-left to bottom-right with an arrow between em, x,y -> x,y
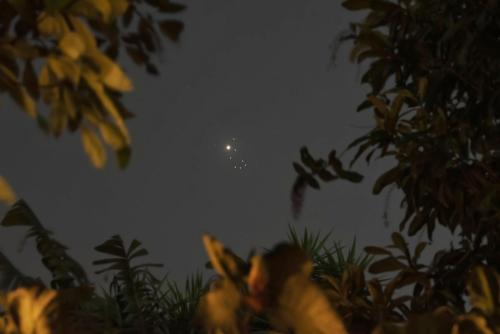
0,1 -> 452,284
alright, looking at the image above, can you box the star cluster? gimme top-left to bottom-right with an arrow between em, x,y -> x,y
224,138 -> 247,170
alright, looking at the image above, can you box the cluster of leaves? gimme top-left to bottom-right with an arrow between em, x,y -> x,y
287,224 -> 372,280
0,199 -> 206,334
0,199 -> 374,334
196,234 -> 349,334
0,0 -> 185,169
295,0 -> 500,244
291,147 -> 364,217
288,0 -> 500,333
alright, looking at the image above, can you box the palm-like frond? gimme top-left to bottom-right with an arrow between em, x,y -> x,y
287,224 -> 372,280
1,200 -> 88,289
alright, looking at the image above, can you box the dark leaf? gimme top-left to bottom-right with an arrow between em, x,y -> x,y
369,257 -> 406,274
159,20 -> 184,42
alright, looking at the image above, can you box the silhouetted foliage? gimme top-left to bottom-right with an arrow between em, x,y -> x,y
290,0 -> 500,333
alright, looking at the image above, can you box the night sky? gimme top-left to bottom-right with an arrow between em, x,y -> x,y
0,1 -> 451,284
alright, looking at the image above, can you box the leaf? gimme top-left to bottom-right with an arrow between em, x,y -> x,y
408,212 -> 426,236
62,89 -> 77,120
369,257 -> 406,274
196,278 -> 244,333
0,64 -> 36,117
413,241 -> 427,262
452,314 -> 494,334
70,0 -> 112,21
0,177 -> 17,206
43,0 -> 72,11
19,87 -> 36,117
58,32 -> 86,60
329,150 -> 364,182
87,50 -> 133,92
94,235 -> 125,257
99,122 -> 128,150
373,165 -> 401,194
342,0 -> 371,10
367,95 -> 390,114
147,0 -> 187,13
80,127 -> 106,168
23,61 -> 39,99
1,199 -> 44,229
48,103 -> 68,136
68,17 -> 96,50
116,146 -> 131,169
109,0 -> 129,16
269,274 -> 348,334
364,246 -> 392,256
418,77 -> 428,100
300,147 -> 318,170
467,266 -> 499,315
391,232 -> 408,255
82,69 -> 130,143
159,20 -> 184,42
202,234 -> 247,281
37,12 -> 66,37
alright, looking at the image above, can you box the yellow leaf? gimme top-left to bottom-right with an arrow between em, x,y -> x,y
418,77 -> 428,100
49,103 -> 68,136
38,63 -> 52,87
110,0 -> 129,16
0,64 -> 36,117
99,122 -> 128,150
58,32 -> 86,60
0,177 -> 17,206
37,12 -> 67,38
47,56 -> 66,80
452,314 -> 494,334
82,69 -> 130,143
62,88 -> 77,120
87,49 -> 133,92
59,57 -> 81,85
19,87 -> 36,117
48,55 -> 81,85
81,127 -> 107,168
68,16 -> 96,50
38,64 -> 60,104
69,0 -> 111,22
5,287 -> 58,334
0,63 -> 17,82
82,104 -> 103,126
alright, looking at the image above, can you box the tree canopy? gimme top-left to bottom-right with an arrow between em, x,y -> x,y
0,0 -> 185,170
